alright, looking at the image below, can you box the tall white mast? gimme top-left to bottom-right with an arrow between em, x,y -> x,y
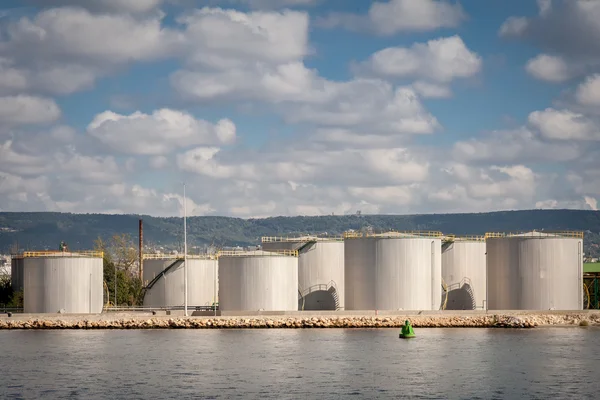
183,183 -> 188,317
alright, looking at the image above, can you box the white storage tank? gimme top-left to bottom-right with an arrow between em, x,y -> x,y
218,249 -> 298,311
10,255 -> 24,292
344,231 -> 442,311
486,231 -> 584,310
261,236 -> 344,310
22,251 -> 104,314
441,236 -> 487,310
142,254 -> 218,308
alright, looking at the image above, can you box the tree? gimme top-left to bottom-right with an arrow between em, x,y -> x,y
110,233 -> 138,277
95,234 -> 144,307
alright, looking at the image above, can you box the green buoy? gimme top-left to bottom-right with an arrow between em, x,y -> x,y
399,320 -> 416,339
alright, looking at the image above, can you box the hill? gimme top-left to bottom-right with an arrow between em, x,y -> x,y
0,210 -> 599,257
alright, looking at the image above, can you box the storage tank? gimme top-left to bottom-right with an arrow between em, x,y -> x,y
344,231 -> 442,310
261,236 -> 344,310
10,255 -> 24,291
441,236 -> 487,310
218,249 -> 298,311
486,231 -> 584,310
22,251 -> 104,313
142,254 -> 218,308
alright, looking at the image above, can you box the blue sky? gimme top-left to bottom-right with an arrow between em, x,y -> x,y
0,0 -> 599,217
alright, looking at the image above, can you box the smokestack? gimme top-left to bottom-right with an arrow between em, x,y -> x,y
139,219 -> 143,282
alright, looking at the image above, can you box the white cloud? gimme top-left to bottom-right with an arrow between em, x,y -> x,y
215,0 -> 319,10
2,8 -> 179,65
525,54 -> 571,82
453,127 -> 582,163
282,84 -> 440,135
174,64 -> 440,136
177,145 -> 429,187
498,16 -> 528,37
317,0 -> 466,35
576,74 -> 600,107
0,2 -> 597,218
500,1 -> 600,81
353,36 -> 481,83
0,95 -> 61,126
585,196 -> 598,211
411,81 -> 452,98
0,7 -> 180,96
25,0 -> 165,14
150,156 -> 169,169
87,108 -> 236,155
178,7 -> 309,68
528,108 -> 600,140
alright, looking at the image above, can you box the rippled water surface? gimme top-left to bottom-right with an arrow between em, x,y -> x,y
1,327 -> 599,399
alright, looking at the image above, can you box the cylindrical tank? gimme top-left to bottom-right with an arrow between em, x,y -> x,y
142,255 -> 218,308
23,251 -> 104,313
344,232 -> 442,310
261,236 -> 345,310
486,231 -> 584,310
10,255 -> 24,291
218,250 -> 298,311
441,236 -> 487,310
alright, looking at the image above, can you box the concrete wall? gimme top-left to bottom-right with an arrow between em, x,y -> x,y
219,254 -> 298,311
23,256 -> 103,313
487,236 -> 583,310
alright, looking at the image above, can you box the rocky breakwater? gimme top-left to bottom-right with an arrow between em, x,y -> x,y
2,313 -> 598,330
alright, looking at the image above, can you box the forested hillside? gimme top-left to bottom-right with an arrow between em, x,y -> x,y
0,210 -> 599,257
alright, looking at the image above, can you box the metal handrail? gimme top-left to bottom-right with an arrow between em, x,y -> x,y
583,282 -> 591,309
299,280 -> 338,298
440,279 -> 448,310
142,254 -> 216,260
445,277 -> 474,292
485,231 -> 584,239
15,250 -> 103,258
442,235 -> 485,242
261,235 -> 343,243
344,230 -> 443,239
217,249 -> 298,258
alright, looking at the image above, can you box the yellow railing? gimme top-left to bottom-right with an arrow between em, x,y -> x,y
261,235 -> 343,243
344,230 -> 443,239
217,249 -> 298,258
485,231 -> 584,239
142,253 -> 216,260
443,234 -> 485,242
19,250 -> 104,258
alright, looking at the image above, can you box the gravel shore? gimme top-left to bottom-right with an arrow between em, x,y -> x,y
1,312 -> 599,330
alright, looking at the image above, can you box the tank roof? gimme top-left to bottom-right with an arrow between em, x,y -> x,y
261,235 -> 343,243
442,235 -> 485,242
142,253 -> 216,260
485,230 -> 583,239
344,230 -> 443,239
218,249 -> 298,258
11,250 -> 103,259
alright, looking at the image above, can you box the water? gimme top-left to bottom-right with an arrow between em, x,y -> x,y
1,328 -> 599,399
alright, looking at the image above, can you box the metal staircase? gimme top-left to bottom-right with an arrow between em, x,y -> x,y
298,280 -> 341,310
142,259 -> 184,302
444,277 -> 477,310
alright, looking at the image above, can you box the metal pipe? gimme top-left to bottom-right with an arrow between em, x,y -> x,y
183,183 -> 188,317
139,219 -> 143,282
214,260 -> 217,316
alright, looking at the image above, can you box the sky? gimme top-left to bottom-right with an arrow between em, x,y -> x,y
0,0 -> 599,218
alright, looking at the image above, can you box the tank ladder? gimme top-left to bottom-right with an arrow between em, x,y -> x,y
141,259 -> 185,303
